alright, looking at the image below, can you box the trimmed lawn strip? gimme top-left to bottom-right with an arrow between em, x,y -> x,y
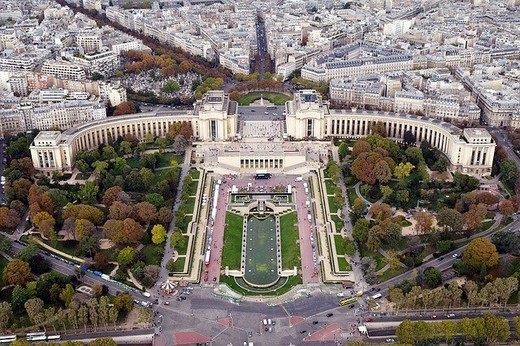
280,212 -> 300,270
334,234 -> 346,255
174,235 -> 189,255
328,196 -> 341,214
189,169 -> 200,179
324,179 -> 336,195
337,257 -> 352,272
169,257 -> 186,272
222,212 -> 244,270
331,215 -> 343,233
237,92 -> 290,106
183,197 -> 196,215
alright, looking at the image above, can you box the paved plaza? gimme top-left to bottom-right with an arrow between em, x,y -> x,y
206,174 -> 320,286
241,120 -> 284,138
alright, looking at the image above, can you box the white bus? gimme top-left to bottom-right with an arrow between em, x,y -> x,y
26,332 -> 45,341
371,293 -> 382,300
47,335 -> 61,341
0,335 -> 17,343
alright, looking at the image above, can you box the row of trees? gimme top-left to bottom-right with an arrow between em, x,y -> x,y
396,315 -> 511,344
389,277 -> 518,310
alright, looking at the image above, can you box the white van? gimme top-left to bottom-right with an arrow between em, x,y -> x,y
142,292 -> 151,298
267,318 -> 272,325
295,177 -> 303,182
263,319 -> 268,326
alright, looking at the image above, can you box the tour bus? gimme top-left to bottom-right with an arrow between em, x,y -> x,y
0,335 -> 17,343
26,332 -> 46,341
266,106 -> 276,110
204,249 -> 211,265
339,296 -> 358,306
47,335 -> 61,341
371,293 -> 382,300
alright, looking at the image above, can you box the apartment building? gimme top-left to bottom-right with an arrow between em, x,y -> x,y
41,60 -> 87,81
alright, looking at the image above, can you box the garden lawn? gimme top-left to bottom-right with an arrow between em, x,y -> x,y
328,196 -> 342,214
219,275 -> 302,296
141,244 -> 163,266
42,239 -> 82,257
183,197 -> 196,214
237,92 -> 290,106
331,215 -> 343,233
175,235 -> 189,255
152,167 -> 181,185
169,257 -> 185,272
222,213 -> 244,270
280,212 -> 300,270
360,245 -> 385,271
325,179 -> 336,195
337,257 -> 352,272
347,188 -> 357,206
334,235 -> 346,255
378,267 -> 407,283
158,153 -> 183,168
189,169 -> 200,179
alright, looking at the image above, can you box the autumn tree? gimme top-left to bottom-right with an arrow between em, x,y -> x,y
102,187 -> 123,208
113,293 -> 133,314
462,237 -> 499,270
103,218 -> 143,243
32,211 -> 55,237
74,218 -> 96,241
464,203 -> 487,232
134,202 -> 157,225
109,201 -> 134,220
63,204 -> 105,225
437,207 -> 463,233
499,199 -> 515,216
476,192 -> 499,206
350,139 -> 371,160
3,259 -> 32,286
414,211 -> 434,234
113,101 -> 137,116
117,246 -> 136,266
393,162 -> 415,180
368,202 -> 392,222
93,252 -> 109,271
151,224 -> 167,244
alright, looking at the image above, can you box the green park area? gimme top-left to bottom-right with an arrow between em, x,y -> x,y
237,92 -> 291,106
222,212 -> 244,270
280,212 -> 300,270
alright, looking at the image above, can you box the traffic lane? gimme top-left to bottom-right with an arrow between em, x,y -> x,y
60,328 -> 155,342
10,243 -> 152,302
374,219 -> 513,295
